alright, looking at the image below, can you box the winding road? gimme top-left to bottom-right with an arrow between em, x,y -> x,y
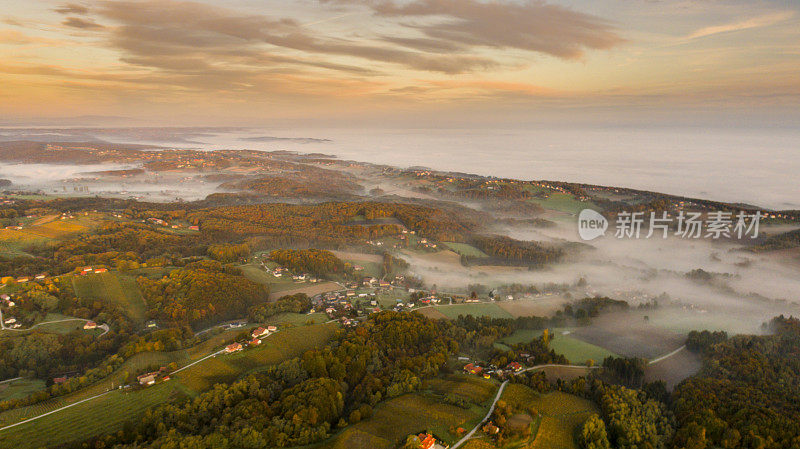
0,308 -> 109,336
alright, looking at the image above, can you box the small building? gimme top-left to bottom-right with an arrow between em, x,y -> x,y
94,268 -> 108,274
83,321 -> 97,330
53,377 -> 68,384
249,338 -> 261,346
16,277 -> 28,283
266,325 -> 277,332
225,343 -> 243,353
4,318 -> 16,325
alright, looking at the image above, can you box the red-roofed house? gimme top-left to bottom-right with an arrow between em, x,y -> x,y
225,343 -> 243,353
252,327 -> 268,338
418,433 -> 436,449
506,362 -> 523,372
463,363 -> 483,375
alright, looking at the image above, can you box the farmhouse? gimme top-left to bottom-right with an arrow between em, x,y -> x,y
137,373 -> 157,386
463,363 -> 483,375
250,338 -> 261,346
83,321 -> 97,330
225,343 -> 243,353
252,327 -> 269,338
266,325 -> 277,332
506,362 -> 523,372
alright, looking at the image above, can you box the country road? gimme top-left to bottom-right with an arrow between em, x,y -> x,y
0,312 -> 109,336
0,390 -> 114,432
648,345 -> 686,365
451,380 -> 509,449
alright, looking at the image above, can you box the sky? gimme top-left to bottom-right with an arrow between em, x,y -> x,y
0,0 -> 799,127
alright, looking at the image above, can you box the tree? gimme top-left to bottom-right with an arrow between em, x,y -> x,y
579,414 -> 611,449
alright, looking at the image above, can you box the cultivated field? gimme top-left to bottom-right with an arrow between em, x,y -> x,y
268,281 -> 341,299
0,379 -> 46,402
416,307 -> 449,320
500,328 -> 617,364
425,374 -> 496,404
176,322 -> 338,392
73,272 -> 147,322
497,297 -> 568,318
444,242 -> 489,258
501,385 -> 598,449
644,347 -> 703,389
549,332 -> 617,365
0,381 -> 188,449
318,392 -> 484,449
568,312 -> 685,359
431,303 -> 514,320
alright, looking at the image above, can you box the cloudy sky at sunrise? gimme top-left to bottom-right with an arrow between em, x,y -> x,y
1,0 -> 798,126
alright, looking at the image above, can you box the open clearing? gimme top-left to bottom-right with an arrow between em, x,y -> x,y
73,272 -> 147,321
501,385 -> 598,449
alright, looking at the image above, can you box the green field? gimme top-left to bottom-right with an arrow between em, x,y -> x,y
501,384 -> 598,449
72,272 -> 146,322
444,242 -> 489,258
501,329 -> 617,365
0,379 -> 46,402
431,303 -> 514,320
